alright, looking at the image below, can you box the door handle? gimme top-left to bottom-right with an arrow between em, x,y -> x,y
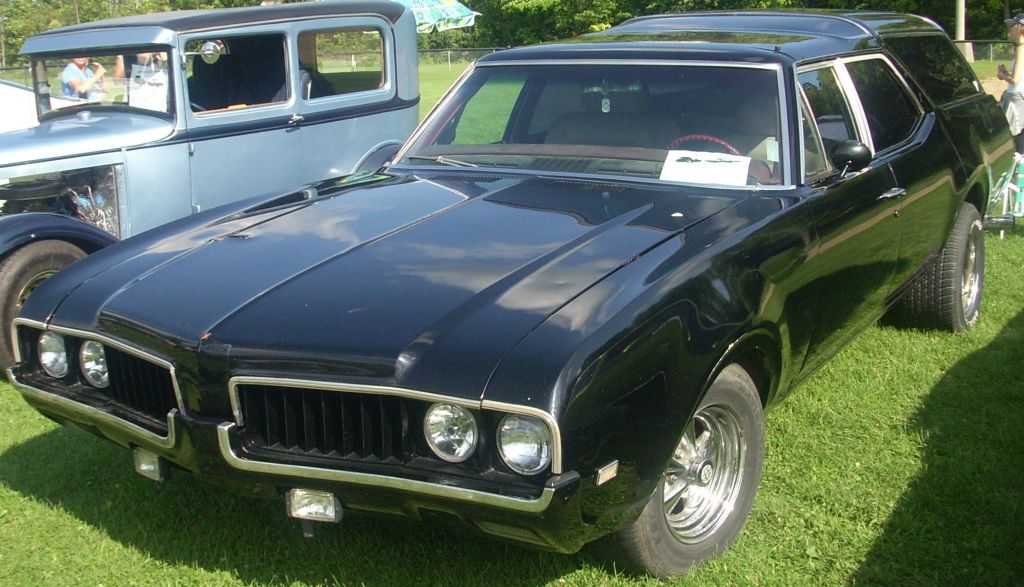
288,113 -> 305,126
877,188 -> 905,201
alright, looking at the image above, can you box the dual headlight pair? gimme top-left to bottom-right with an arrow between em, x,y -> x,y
37,332 -> 109,388
424,403 -> 552,476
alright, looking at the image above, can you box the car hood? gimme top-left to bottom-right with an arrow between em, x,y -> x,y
46,172 -> 737,399
0,110 -> 173,168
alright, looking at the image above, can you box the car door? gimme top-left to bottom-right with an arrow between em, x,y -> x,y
292,17 -> 418,179
182,27 -> 302,212
795,63 -> 903,374
842,54 -> 956,288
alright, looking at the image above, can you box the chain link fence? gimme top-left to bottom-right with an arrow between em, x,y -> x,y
954,40 -> 1014,62
418,47 -> 502,69
0,65 -> 30,86
0,47 -> 503,88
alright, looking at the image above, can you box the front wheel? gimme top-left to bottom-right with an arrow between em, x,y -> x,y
0,240 -> 86,367
607,363 -> 765,578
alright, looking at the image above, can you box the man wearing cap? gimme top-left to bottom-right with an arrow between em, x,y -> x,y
998,14 -> 1024,153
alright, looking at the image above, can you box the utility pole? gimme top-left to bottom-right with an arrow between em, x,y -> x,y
0,15 -> 7,70
955,0 -> 974,61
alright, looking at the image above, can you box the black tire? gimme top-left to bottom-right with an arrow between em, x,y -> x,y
891,202 -> 984,332
0,240 -> 86,367
607,364 -> 765,578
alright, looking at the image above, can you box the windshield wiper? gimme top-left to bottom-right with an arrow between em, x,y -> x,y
406,155 -> 479,168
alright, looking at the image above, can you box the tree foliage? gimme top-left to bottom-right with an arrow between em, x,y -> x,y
0,0 -> 1016,67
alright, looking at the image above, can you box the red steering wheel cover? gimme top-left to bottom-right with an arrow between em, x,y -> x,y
666,134 -> 741,156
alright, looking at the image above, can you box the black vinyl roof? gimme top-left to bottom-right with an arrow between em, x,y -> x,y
480,11 -> 945,65
30,0 -> 406,37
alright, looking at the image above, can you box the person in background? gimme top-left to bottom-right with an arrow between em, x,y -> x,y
61,57 -> 105,99
998,14 -> 1024,153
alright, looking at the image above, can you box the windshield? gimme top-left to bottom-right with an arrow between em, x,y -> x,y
400,63 -> 785,187
32,47 -> 173,118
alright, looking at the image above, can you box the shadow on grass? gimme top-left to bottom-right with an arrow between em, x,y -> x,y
852,308 -> 1024,585
0,426 -> 588,585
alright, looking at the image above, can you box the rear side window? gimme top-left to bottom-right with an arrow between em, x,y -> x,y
298,28 -> 385,100
845,58 -> 921,152
884,35 -> 979,105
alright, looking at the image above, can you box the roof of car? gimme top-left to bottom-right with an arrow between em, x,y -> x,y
479,11 -> 945,65
22,0 -> 405,54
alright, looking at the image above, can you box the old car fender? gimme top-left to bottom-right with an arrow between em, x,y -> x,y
0,212 -> 119,261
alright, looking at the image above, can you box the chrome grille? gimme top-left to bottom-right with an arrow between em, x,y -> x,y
237,385 -> 409,464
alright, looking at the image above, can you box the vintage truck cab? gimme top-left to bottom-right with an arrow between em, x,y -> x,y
0,0 -> 420,364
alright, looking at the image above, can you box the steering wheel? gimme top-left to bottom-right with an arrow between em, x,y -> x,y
665,134 -> 741,156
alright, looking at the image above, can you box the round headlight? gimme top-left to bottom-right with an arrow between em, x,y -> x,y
497,414 -> 551,475
37,332 -> 68,378
423,403 -> 478,463
79,340 -> 109,388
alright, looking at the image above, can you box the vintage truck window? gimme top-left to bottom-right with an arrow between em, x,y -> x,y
32,49 -> 172,116
298,27 -> 385,100
186,33 -> 288,113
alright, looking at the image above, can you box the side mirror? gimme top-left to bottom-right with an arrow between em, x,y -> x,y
199,41 -> 222,64
832,140 -> 872,175
184,41 -> 224,65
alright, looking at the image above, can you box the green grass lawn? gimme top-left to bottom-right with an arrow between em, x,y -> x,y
0,59 -> 1023,585
418,61 -> 469,120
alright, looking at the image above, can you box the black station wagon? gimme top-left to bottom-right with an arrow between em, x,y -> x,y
6,11 -> 1013,577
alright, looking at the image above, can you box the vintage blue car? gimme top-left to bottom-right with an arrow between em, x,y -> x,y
0,0 -> 420,364
6,10 -> 1013,578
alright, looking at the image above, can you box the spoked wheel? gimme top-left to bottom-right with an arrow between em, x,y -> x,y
607,363 -> 765,578
663,405 -> 746,544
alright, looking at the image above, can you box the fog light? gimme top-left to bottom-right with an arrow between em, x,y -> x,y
80,340 -> 109,388
286,489 -> 342,523
38,331 -> 67,378
132,447 -> 169,482
424,403 -> 478,462
497,414 -> 552,475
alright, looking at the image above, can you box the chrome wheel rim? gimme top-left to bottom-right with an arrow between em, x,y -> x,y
663,405 -> 745,544
961,229 -> 981,317
15,270 -> 57,313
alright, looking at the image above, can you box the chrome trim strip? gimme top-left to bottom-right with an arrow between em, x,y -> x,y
216,422 -> 555,513
9,317 -> 46,366
12,318 -> 186,415
474,59 -> 783,70
227,375 -> 563,474
227,375 -> 481,427
481,399 -> 563,475
6,367 -> 179,449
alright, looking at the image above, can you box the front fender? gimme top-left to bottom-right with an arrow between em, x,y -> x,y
0,213 -> 119,261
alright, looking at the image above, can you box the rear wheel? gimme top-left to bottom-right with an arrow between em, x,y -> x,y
607,364 -> 765,578
0,240 -> 86,367
891,202 -> 984,332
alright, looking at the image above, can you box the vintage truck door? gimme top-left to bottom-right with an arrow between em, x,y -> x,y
795,63 -> 903,374
181,27 -> 302,212
290,14 -> 419,178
